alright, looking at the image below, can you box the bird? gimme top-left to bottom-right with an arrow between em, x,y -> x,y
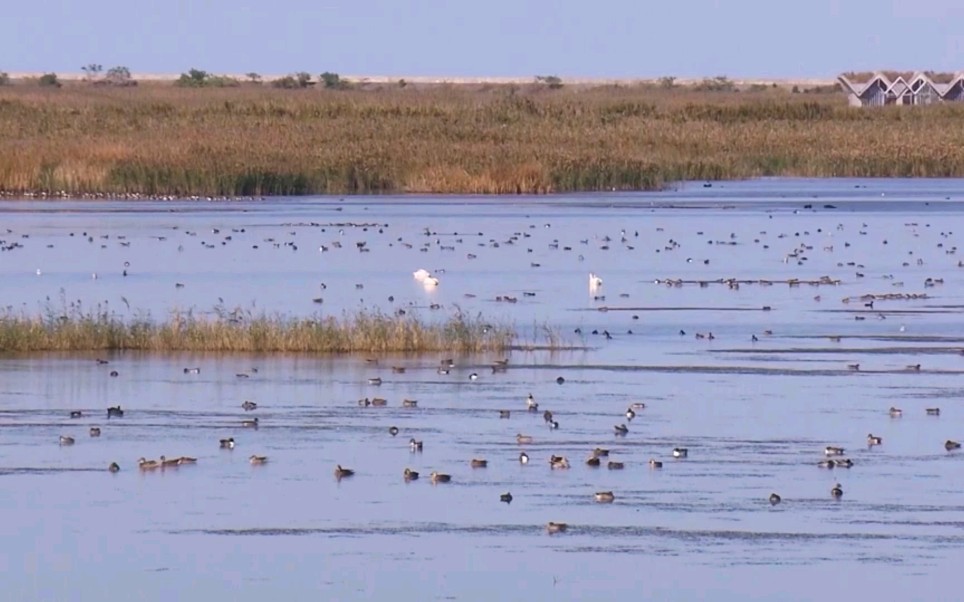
607,461 -> 625,470
586,456 -> 601,467
219,437 -> 235,449
70,411 -> 83,419
403,468 -> 419,481
550,456 -> 570,469
546,522 -> 568,534
589,273 -> 603,289
595,491 -> 615,503
526,393 -> 538,411
471,459 -> 488,468
824,446 -> 845,456
430,472 -> 451,483
867,434 -> 883,446
389,426 -> 399,437
614,424 -> 629,436
831,483 -> 843,499
517,434 -> 534,444
519,452 -> 529,464
469,372 -> 478,381
89,427 -> 101,437
769,493 -> 782,505
249,455 -> 268,465
241,400 -> 257,411
673,447 -> 688,458
138,457 -> 160,470
108,462 -> 120,473
499,410 -> 511,419
409,438 -> 423,452
500,492 -> 513,504
889,407 -> 903,418
107,406 -> 124,418
177,456 -> 197,465
159,456 -> 180,467
183,367 -> 200,375
946,440 -> 962,451
334,465 -> 355,479
59,435 -> 75,446
926,408 -> 941,416
242,418 -> 259,428
649,459 -> 663,469
625,407 -> 636,421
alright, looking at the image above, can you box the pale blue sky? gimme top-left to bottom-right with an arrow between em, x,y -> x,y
7,0 -> 964,77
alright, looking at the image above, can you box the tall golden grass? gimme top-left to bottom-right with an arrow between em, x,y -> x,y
0,303 -> 514,353
1,84 -> 963,196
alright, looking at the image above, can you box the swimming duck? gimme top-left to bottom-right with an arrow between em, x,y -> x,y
867,434 -> 882,446
519,452 -> 529,464
471,459 -> 488,468
500,492 -> 513,504
926,408 -> 941,416
548,420 -> 559,430
392,366 -> 407,374
630,402 -> 647,410
402,399 -> 418,408
946,440 -> 962,451
625,407 -> 636,421
108,462 -> 120,473
389,426 -> 399,437
249,455 -> 268,465
242,418 -> 259,428
159,455 -> 180,468
184,367 -> 201,375
358,398 -> 372,407
550,455 -> 570,469
614,424 -> 629,436
546,522 -> 568,534
834,458 -> 854,468
831,483 -> 843,499
371,398 -> 388,407
137,457 -> 159,470
517,434 -> 534,444
241,400 -> 257,411
592,448 -> 610,458
368,377 -> 382,386
89,427 -> 101,437
526,394 -> 538,411
889,407 -> 903,418
403,468 -> 419,481
334,465 -> 355,479
673,447 -> 688,458
818,459 -> 836,468
824,446 -> 845,456
607,461 -> 625,470
177,456 -> 197,465
469,373 -> 478,381
586,456 -> 601,467
409,438 -> 423,452
430,471 -> 451,483
70,410 -> 83,418
595,491 -> 615,503
59,435 -> 75,446
499,410 -> 511,419
543,410 -> 554,424
219,437 -> 235,449
107,406 -> 124,418
769,493 -> 782,505
649,459 -> 663,469
555,376 -> 565,384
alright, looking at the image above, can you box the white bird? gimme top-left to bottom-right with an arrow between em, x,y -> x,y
589,273 -> 603,290
423,276 -> 440,287
413,268 -> 431,282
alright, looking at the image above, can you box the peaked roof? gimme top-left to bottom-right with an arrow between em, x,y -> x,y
838,71 -> 964,100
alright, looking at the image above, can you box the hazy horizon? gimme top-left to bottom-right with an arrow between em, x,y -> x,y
6,0 -> 964,78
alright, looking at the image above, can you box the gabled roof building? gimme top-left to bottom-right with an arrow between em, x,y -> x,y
837,71 -> 964,107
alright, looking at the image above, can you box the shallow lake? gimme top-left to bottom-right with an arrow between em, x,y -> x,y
2,178 -> 964,600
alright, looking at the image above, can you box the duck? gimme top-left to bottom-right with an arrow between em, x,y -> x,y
592,448 -> 610,458
219,437 -> 235,449
818,459 -> 836,468
430,471 -> 451,483
70,410 -> 83,418
594,491 -> 616,503
500,492 -> 513,504
249,455 -> 268,465
108,462 -> 120,473
516,434 -> 534,444
334,465 -> 355,479
550,455 -> 570,469
589,273 -> 603,288
607,461 -> 625,470
59,435 -> 75,446
867,434 -> 882,446
89,427 -> 101,437
672,447 -> 688,458
630,402 -> 647,410
946,440 -> 962,451
499,410 -> 511,419
241,418 -> 259,428
159,455 -> 180,468
402,399 -> 418,408
546,522 -> 568,534
625,407 -> 636,421
107,406 -> 124,418
526,394 -> 538,411
409,438 -> 423,452
926,408 -> 941,416
543,410 -> 554,424
769,493 -> 782,505
389,426 -> 399,437
241,400 -> 257,411
403,468 -> 419,481
586,456 -> 601,467
138,457 -> 160,470
649,459 -> 663,469
824,446 -> 845,456
831,483 -> 843,499
177,456 -> 197,465
368,377 -> 382,386
183,367 -> 200,375
519,452 -> 529,464
834,458 -> 854,468
371,398 -> 388,407
889,407 -> 903,418
469,373 -> 478,381
614,424 -> 629,436
471,458 -> 488,468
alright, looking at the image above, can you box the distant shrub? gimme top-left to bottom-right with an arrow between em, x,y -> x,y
273,72 -> 314,89
38,73 -> 61,88
320,71 -> 348,89
176,69 -> 239,88
398,78 -> 408,88
104,66 -> 136,87
245,72 -> 262,84
0,71 -> 9,86
694,76 -> 736,93
659,76 -> 677,89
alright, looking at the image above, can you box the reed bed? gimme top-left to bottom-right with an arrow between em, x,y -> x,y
0,303 -> 515,353
2,84 -> 964,196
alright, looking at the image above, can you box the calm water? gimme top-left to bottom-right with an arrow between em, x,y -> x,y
2,178 -> 964,601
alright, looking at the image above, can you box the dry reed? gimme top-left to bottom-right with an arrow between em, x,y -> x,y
2,84 -> 963,196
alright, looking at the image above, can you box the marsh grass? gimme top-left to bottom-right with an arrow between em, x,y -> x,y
0,301 -> 515,353
2,84 -> 963,196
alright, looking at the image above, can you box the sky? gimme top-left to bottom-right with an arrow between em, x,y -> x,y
6,0 -> 964,78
